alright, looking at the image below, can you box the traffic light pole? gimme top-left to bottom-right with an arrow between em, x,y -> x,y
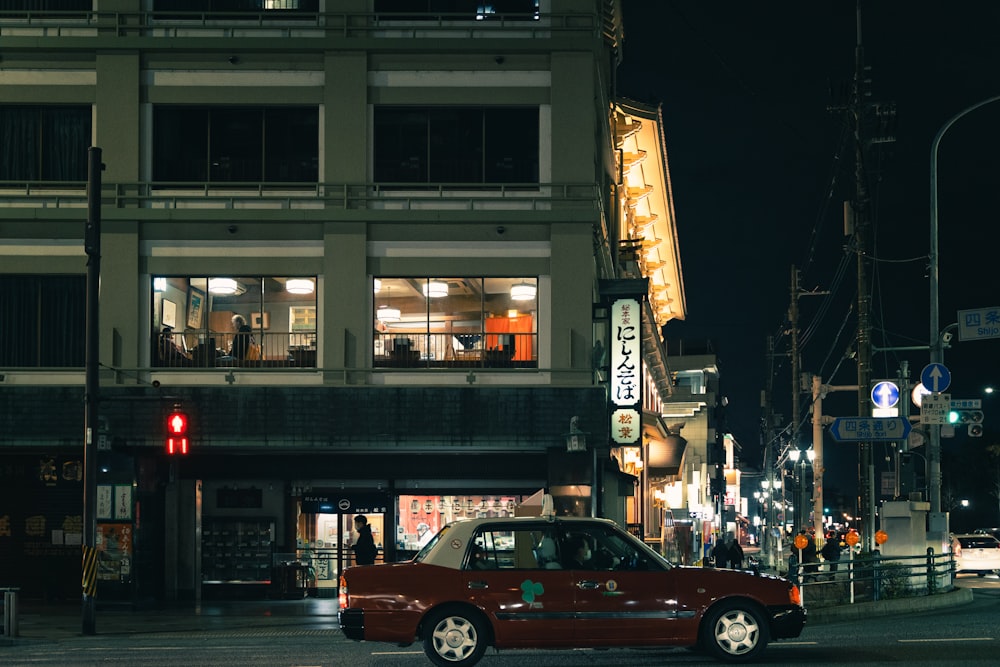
82,147 -> 102,635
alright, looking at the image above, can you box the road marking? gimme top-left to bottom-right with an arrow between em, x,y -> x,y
371,650 -> 424,655
898,638 -> 994,643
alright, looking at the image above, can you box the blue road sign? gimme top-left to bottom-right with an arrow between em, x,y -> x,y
830,417 -> 912,442
871,381 -> 900,409
920,363 -> 951,393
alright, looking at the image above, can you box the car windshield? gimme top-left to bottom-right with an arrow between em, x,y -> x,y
412,524 -> 448,562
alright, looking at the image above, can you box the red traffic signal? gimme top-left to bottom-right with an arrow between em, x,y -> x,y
166,410 -> 189,455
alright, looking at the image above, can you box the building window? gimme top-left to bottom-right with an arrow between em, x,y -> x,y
152,107 -> 318,183
0,106 -> 91,182
374,1 -> 538,20
152,276 -> 316,368
374,107 -> 538,185
0,275 -> 85,368
0,1 -> 91,9
153,1 -> 320,12
373,277 -> 537,369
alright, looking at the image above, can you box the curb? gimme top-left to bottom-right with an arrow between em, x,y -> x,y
805,587 -> 974,624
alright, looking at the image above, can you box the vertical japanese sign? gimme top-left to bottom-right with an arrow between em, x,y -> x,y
610,298 -> 642,445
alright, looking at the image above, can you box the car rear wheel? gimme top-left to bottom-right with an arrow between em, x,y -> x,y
423,607 -> 488,667
701,600 -> 769,662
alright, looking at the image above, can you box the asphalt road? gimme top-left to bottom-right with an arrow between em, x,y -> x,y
3,579 -> 998,666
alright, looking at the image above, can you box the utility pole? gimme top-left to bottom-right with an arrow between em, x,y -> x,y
788,266 -> 828,534
82,147 -> 103,635
834,2 -> 895,553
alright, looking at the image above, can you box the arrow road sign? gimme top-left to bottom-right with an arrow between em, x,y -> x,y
871,381 -> 900,409
830,417 -> 913,442
920,363 -> 951,393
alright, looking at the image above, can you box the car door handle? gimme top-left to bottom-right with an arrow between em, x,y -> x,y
467,580 -> 489,589
576,580 -> 601,590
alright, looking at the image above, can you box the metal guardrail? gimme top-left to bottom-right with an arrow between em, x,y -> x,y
1,587 -> 18,639
789,548 -> 954,609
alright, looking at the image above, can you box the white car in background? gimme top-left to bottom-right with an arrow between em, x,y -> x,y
952,534 -> 1000,576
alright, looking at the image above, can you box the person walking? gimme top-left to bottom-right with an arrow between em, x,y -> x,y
727,537 -> 744,569
710,537 -> 729,568
821,531 -> 841,577
351,515 -> 378,566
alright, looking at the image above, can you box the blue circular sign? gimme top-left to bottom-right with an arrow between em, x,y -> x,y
920,363 -> 951,393
871,381 -> 900,409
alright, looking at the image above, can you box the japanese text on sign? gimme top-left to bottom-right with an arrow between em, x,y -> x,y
611,298 -> 641,407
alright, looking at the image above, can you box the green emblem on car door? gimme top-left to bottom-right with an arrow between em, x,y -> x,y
520,579 -> 544,603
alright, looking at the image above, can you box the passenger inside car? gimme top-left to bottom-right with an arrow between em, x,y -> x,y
561,535 -> 594,570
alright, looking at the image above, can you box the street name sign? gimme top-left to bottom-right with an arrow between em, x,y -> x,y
958,306 -> 1000,342
920,393 -> 951,424
920,363 -> 951,393
950,398 -> 982,410
830,417 -> 912,442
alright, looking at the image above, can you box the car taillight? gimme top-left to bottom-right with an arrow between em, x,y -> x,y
339,575 -> 349,609
789,583 -> 801,606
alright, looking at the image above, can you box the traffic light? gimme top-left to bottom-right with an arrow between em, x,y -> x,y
947,409 -> 983,425
166,409 -> 189,455
947,409 -> 984,437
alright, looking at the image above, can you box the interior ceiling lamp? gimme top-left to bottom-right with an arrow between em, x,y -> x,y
510,282 -> 537,301
423,280 -> 448,298
285,278 -> 314,295
208,277 -> 240,295
153,277 -> 167,292
377,288 -> 400,322
373,278 -> 381,293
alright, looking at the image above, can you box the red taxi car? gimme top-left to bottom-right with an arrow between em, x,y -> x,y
339,515 -> 805,665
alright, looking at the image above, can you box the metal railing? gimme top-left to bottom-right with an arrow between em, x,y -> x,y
374,331 -> 537,370
788,548 -> 954,609
155,330 -> 315,369
0,9 -> 600,39
0,181 -> 600,213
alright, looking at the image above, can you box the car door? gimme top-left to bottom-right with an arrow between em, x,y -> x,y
460,525 -> 576,647
567,525 -> 681,645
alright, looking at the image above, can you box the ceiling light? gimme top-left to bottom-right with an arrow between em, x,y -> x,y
373,278 -> 381,293
510,282 -> 536,301
423,280 -> 448,298
377,305 -> 400,322
153,277 -> 167,292
285,278 -> 314,295
208,278 -> 239,295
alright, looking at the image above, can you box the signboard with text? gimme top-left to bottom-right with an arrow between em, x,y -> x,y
609,297 -> 642,445
958,306 -> 1000,342
830,416 -> 912,442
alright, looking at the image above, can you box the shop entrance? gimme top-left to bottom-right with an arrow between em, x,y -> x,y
296,491 -> 388,597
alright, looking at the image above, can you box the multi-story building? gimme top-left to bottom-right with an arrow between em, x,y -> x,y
0,1 -> 687,603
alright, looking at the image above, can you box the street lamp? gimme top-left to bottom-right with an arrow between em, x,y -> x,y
929,94 -> 1000,528
788,448 -> 815,532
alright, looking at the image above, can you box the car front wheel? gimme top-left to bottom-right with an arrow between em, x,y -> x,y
701,600 -> 769,662
423,607 -> 489,667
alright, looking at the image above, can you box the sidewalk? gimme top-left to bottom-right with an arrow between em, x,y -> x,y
6,597 -> 342,644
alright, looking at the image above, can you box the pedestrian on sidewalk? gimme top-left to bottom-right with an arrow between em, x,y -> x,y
352,515 -> 378,565
710,537 -> 729,568
727,537 -> 744,569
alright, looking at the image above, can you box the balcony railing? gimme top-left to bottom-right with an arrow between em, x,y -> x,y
154,330 -> 315,369
0,181 -> 599,213
374,332 -> 536,370
0,10 -> 598,39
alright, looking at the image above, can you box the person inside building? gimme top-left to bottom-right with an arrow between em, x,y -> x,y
158,326 -> 191,367
229,313 -> 253,360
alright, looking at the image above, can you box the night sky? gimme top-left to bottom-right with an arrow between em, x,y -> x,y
617,2 -> 1000,502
